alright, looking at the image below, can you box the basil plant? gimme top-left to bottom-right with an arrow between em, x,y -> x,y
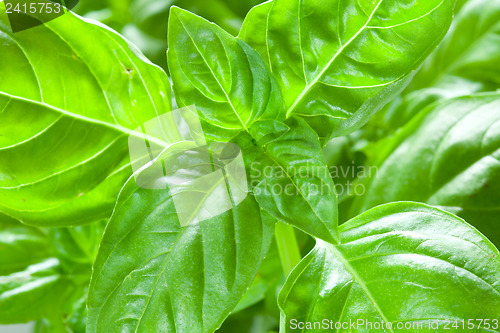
0,0 -> 499,332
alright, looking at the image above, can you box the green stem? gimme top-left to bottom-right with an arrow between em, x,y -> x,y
274,222 -> 302,276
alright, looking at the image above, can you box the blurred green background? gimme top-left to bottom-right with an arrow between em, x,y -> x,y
73,0 -> 264,71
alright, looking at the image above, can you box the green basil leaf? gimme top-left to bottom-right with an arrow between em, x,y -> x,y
0,8 -> 171,226
411,0 -> 500,92
48,222 -> 106,292
231,277 -> 269,314
0,215 -> 93,327
240,0 -> 455,142
238,0 -> 273,66
87,172 -> 274,332
167,6 -> 284,141
237,117 -> 339,243
351,93 -> 500,246
454,0 -> 469,12
50,221 -> 106,266
0,213 -> 53,275
0,258 -> 73,324
33,291 -> 89,333
371,76 -> 485,137
279,202 -> 500,331
371,0 -> 500,137
66,292 -> 88,333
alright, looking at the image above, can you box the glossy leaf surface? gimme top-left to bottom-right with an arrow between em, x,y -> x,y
168,6 -> 284,141
237,117 -> 339,243
0,8 -> 171,226
279,202 -> 500,332
240,0 -> 455,142
351,94 -> 500,245
238,0 -> 273,65
87,169 -> 273,332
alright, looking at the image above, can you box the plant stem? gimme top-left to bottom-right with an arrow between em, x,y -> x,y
274,222 -> 302,276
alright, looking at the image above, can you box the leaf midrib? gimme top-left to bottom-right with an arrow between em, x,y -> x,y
328,243 -> 395,332
0,91 -> 169,148
285,0 -> 385,117
176,12 -> 249,132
